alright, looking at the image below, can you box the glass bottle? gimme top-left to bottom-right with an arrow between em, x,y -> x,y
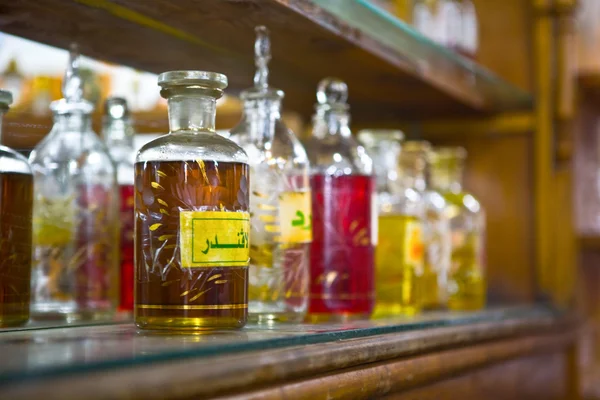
29,46 -> 119,320
303,78 -> 375,321
358,131 -> 424,317
135,71 -> 250,331
102,97 -> 136,313
429,147 -> 486,310
401,141 -> 451,310
229,27 -> 310,323
0,89 -> 33,327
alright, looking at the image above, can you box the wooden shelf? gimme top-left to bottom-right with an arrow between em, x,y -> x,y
0,307 -> 576,399
0,0 -> 533,123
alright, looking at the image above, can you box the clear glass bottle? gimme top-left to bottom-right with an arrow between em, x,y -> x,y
457,0 -> 478,59
102,97 -> 136,313
29,46 -> 119,320
0,89 -> 33,327
358,131 -> 424,317
429,147 -> 486,310
401,141 -> 451,310
135,71 -> 250,331
303,78 -> 375,321
229,27 -> 310,323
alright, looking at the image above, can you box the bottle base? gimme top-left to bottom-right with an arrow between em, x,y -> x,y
372,303 -> 420,319
248,311 -> 305,324
31,302 -> 114,322
306,312 -> 371,323
0,312 -> 30,327
135,316 -> 246,331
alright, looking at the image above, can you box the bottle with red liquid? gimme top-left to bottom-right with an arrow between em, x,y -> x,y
102,97 -> 135,313
303,78 -> 376,321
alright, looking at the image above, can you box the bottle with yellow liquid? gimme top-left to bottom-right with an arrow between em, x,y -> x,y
229,27 -> 311,323
429,147 -> 486,311
358,130 -> 425,317
401,141 -> 451,310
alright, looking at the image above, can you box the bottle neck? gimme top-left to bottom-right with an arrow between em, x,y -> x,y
243,98 -> 281,147
399,153 -> 427,193
313,109 -> 351,139
430,163 -> 464,193
168,94 -> 216,133
102,119 -> 134,150
53,112 -> 92,133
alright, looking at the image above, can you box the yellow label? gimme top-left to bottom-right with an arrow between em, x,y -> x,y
179,211 -> 250,268
279,191 -> 312,243
404,220 -> 424,269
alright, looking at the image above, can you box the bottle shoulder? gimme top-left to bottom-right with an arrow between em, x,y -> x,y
137,131 -> 249,164
230,119 -> 308,167
29,129 -> 114,172
0,146 -> 33,175
440,190 -> 482,214
303,135 -> 372,176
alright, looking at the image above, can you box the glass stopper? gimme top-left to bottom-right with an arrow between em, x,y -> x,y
157,70 -> 228,100
104,97 -> 129,120
62,43 -> 84,103
253,26 -> 271,90
50,43 -> 94,114
316,78 -> 348,106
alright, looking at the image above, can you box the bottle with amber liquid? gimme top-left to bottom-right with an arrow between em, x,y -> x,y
29,46 -> 119,320
102,97 -> 136,313
135,71 -> 250,330
358,131 -> 424,317
230,27 -> 310,322
303,79 -> 375,321
0,89 -> 33,327
401,141 -> 451,310
429,147 -> 486,311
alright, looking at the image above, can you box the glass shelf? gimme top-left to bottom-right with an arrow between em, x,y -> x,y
0,306 -> 560,386
310,0 -> 534,112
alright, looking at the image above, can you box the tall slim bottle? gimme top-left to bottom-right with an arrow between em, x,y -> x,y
102,97 -> 136,313
358,131 -> 425,317
429,147 -> 486,310
303,79 -> 375,321
135,71 -> 250,330
230,27 -> 311,322
29,46 -> 119,320
0,89 -> 33,327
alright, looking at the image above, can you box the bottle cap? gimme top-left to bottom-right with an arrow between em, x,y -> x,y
50,44 -> 94,115
104,97 -> 129,120
315,78 -> 349,112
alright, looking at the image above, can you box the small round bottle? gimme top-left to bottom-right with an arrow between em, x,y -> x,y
303,78 -> 375,321
102,97 -> 136,313
135,71 -> 250,330
401,141 -> 451,310
229,27 -> 310,323
0,89 -> 34,327
429,147 -> 486,310
29,46 -> 119,321
358,131 -> 425,317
